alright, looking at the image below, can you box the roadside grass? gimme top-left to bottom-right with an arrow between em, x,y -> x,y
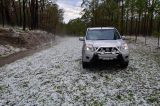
152,53 -> 160,66
128,37 -> 160,67
89,100 -> 104,106
147,90 -> 160,104
116,92 -> 135,102
22,81 -> 29,88
0,84 -> 8,93
55,64 -> 61,69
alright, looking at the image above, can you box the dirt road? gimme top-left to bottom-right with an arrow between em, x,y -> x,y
0,37 -> 160,105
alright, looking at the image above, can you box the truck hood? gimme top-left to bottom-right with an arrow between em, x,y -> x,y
86,40 -> 124,47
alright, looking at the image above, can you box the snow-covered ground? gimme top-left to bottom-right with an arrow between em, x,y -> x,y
0,37 -> 160,105
128,36 -> 160,50
0,45 -> 26,57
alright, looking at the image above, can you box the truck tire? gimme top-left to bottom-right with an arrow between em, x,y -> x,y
120,61 -> 129,68
82,61 -> 89,69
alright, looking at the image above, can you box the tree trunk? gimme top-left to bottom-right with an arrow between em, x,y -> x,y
0,0 -> 5,27
135,18 -> 138,42
121,0 -> 124,36
4,0 -> 11,25
138,13 -> 141,35
158,20 -> 160,48
149,0 -> 154,36
39,0 -> 44,28
31,0 -> 35,29
125,11 -> 128,35
12,0 -> 19,25
145,15 -> 149,45
130,16 -> 133,35
149,14 -> 153,36
158,34 -> 160,48
35,0 -> 38,28
26,5 -> 31,29
18,0 -> 22,26
143,11 -> 147,36
23,0 -> 26,30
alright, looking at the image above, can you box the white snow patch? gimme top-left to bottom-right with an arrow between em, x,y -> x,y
0,45 -> 26,57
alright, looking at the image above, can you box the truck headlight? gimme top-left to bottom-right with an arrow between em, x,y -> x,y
85,44 -> 94,51
122,43 -> 128,50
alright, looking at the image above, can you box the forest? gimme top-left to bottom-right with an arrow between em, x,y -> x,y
0,0 -> 160,47
66,0 -> 160,47
0,0 -> 63,33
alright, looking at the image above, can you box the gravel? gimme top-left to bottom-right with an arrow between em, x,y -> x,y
0,37 -> 160,106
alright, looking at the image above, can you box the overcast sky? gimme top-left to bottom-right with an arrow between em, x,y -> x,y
56,0 -> 83,23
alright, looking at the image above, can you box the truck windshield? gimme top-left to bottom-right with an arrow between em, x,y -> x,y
86,29 -> 121,40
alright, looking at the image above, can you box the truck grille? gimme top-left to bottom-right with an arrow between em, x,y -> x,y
96,47 -> 119,53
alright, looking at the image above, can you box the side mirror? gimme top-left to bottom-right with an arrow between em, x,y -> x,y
122,36 -> 126,40
79,37 -> 85,41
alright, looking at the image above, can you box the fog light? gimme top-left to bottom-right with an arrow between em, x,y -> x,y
86,56 -> 89,59
125,56 -> 129,59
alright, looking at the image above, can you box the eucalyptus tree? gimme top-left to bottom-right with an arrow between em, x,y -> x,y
154,0 -> 160,47
0,0 -> 4,26
124,0 -> 130,35
81,0 -> 92,26
67,18 -> 87,36
23,0 -> 26,30
135,0 -> 146,34
18,0 -> 22,26
81,0 -> 120,28
0,0 -> 63,33
125,0 -> 136,35
120,0 -> 124,36
148,0 -> 155,35
134,0 -> 146,42
82,0 -> 100,26
12,0 -> 19,25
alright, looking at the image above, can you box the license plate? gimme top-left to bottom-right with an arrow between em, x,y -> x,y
98,54 -> 116,60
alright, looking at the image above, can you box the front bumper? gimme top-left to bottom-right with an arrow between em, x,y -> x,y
82,49 -> 129,63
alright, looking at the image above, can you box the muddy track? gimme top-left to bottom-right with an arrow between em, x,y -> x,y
0,41 -> 56,67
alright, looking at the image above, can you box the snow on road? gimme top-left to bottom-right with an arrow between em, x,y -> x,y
0,37 -> 160,105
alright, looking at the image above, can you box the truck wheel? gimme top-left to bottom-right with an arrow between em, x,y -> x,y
82,61 -> 89,69
120,61 -> 129,68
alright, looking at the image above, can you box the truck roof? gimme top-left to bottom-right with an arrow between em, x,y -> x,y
87,27 -> 115,30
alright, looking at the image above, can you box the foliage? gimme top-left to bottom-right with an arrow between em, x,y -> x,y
66,18 -> 87,36
79,0 -> 160,36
